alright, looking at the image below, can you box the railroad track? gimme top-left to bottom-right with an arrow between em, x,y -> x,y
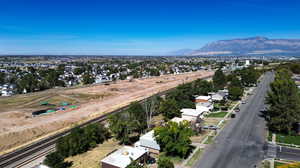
0,75 -> 212,168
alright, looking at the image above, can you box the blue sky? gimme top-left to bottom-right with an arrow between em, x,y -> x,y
0,0 -> 300,55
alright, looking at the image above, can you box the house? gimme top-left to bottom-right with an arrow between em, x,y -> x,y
195,106 -> 210,115
171,114 -> 204,133
1,84 -> 15,96
101,146 -> 147,168
181,108 -> 204,122
209,92 -> 224,102
195,96 -> 213,110
171,117 -> 193,123
135,130 -> 160,154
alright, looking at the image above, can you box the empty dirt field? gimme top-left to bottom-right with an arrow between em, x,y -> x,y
0,70 -> 213,154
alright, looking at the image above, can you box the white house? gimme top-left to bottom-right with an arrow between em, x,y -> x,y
195,96 -> 213,111
135,130 -> 160,154
101,146 -> 147,168
171,117 -> 193,123
211,93 -> 224,101
181,108 -> 204,122
1,84 -> 14,96
195,106 -> 210,115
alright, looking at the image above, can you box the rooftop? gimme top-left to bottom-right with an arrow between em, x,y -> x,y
101,146 -> 147,168
195,96 -> 211,100
139,130 -> 160,150
181,108 -> 203,117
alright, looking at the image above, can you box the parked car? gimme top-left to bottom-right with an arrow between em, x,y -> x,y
203,125 -> 218,130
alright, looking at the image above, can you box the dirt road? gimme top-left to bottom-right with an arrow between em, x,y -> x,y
0,70 -> 213,154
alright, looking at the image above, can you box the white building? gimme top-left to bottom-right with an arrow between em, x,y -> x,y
101,146 -> 147,168
245,60 -> 250,66
135,130 -> 160,154
171,117 -> 193,123
181,108 -> 204,121
211,93 -> 224,101
195,96 -> 213,111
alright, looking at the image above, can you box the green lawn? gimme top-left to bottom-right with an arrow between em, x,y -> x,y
186,149 -> 203,167
276,133 -> 300,146
206,112 -> 228,118
274,161 -> 285,167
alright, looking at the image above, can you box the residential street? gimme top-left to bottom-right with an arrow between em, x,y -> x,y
194,72 -> 274,168
277,146 -> 300,161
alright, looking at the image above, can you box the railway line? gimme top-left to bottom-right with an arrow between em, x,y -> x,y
0,75 -> 212,168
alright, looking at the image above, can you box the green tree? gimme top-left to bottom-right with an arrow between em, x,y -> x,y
0,72 -> 5,85
228,86 -> 243,100
109,114 -> 132,144
213,69 -> 227,90
266,69 -> 300,134
159,99 -> 181,120
166,83 -> 195,109
240,67 -> 259,87
108,102 -> 147,144
157,157 -> 174,168
193,79 -> 214,95
17,73 -> 39,93
44,152 -> 72,168
154,121 -> 194,158
127,102 -> 147,133
229,76 -> 242,87
82,73 -> 95,84
73,67 -> 85,75
290,63 -> 300,74
55,123 -> 110,157
57,64 -> 65,75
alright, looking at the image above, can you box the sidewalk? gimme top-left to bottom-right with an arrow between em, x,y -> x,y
181,85 -> 258,167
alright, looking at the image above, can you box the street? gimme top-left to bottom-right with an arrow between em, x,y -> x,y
194,72 -> 274,168
277,146 -> 300,162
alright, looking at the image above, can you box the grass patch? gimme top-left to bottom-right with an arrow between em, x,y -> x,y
276,133 -> 300,146
65,139 -> 121,168
274,161 -> 285,167
204,136 -> 214,144
186,148 -> 203,167
206,112 -> 228,118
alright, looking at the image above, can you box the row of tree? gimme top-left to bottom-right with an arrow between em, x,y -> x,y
44,123 -> 110,168
108,102 -> 149,145
213,67 -> 261,101
160,79 -> 214,120
266,68 -> 300,135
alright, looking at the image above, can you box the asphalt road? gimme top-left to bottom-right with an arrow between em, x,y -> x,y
277,146 -> 300,161
194,72 -> 274,168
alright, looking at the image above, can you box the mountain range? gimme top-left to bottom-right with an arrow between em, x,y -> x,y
173,36 -> 300,56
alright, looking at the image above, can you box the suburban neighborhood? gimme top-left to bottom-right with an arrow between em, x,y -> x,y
2,1 -> 300,168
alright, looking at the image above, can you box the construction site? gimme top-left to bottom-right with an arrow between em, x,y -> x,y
0,70 -> 213,155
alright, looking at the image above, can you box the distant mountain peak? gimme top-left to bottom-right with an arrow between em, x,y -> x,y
173,36 -> 300,56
